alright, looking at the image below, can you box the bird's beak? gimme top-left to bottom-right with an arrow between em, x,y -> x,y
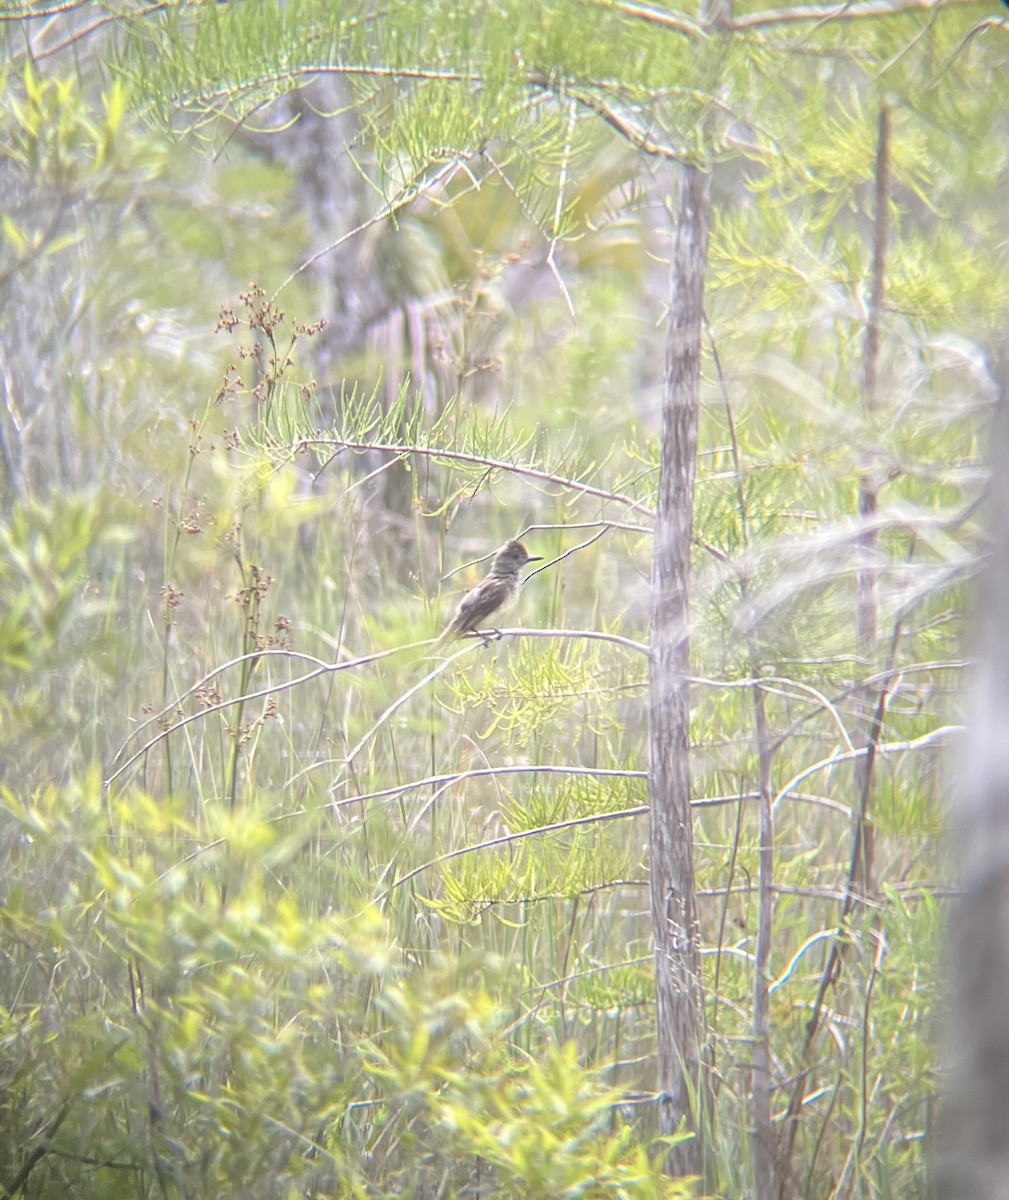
526,555 -> 543,563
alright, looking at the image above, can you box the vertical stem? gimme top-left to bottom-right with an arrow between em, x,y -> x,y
712,323 -> 776,1198
853,103 -> 890,898
751,682 -> 775,1199
778,103 -> 891,1199
648,161 -> 711,1177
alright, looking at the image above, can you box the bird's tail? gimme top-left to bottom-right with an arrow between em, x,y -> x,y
433,622 -> 459,647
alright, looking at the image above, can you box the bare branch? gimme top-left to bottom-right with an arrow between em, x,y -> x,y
731,0 -> 971,31
380,804 -> 649,900
576,0 -> 708,38
302,436 -> 657,517
771,724 -> 962,814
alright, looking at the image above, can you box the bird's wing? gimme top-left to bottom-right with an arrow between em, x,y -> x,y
450,576 -> 511,633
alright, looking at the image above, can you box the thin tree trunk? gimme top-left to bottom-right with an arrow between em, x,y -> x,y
777,105 -> 891,1200
852,103 -> 890,901
648,161 -> 711,1178
938,347 -> 1009,1200
751,680 -> 775,1200
712,330 -> 777,1199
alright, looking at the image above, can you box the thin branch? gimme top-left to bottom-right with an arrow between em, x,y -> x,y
699,881 -> 954,901
548,79 -> 689,160
577,0 -> 708,38
330,642 -> 477,787
302,436 -> 657,518
545,97 -> 579,317
108,626 -> 650,791
105,643 -> 433,787
517,519 -> 654,536
21,3 -> 172,61
109,647 -> 332,766
855,102 -> 891,658
327,764 -> 648,807
523,528 -> 609,585
730,0 -> 972,31
329,627 -> 650,787
852,929 -> 887,1192
760,657 -> 970,761
710,312 -> 777,1199
379,804 -> 649,900
493,627 -> 650,655
520,955 -> 654,997
272,156 -> 466,300
932,16 -> 1009,83
769,930 -> 840,993
771,725 -> 960,815
0,0 -> 92,20
711,785 -> 748,1066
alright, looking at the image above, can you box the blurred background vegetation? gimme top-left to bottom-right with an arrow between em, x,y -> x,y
1,1 -> 1006,1197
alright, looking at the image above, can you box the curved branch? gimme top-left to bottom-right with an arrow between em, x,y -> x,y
731,0 -> 975,30
302,436 -> 657,517
379,804 -> 649,900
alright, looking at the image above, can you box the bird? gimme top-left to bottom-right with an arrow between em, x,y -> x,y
438,539 -> 542,643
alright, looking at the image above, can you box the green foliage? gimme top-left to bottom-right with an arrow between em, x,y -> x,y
0,495 -> 133,783
1,64 -> 163,291
0,495 -> 106,670
368,1031 -> 698,1199
0,779 -> 686,1199
1,1 -> 1004,1197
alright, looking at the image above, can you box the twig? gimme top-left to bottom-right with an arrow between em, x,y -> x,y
490,627 -> 650,655
272,156 -> 466,300
378,804 -> 649,901
327,763 -> 647,807
576,0 -> 707,38
771,724 -> 960,814
523,528 -> 609,584
730,0 -> 965,31
105,643 -> 434,788
545,98 -> 579,318
329,643 -> 478,789
517,519 -> 654,536
301,435 -> 657,518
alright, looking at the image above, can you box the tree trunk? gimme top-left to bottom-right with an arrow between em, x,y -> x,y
937,348 -> 1009,1200
648,162 -> 711,1178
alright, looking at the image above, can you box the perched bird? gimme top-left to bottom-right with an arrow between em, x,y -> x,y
438,539 -> 542,643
